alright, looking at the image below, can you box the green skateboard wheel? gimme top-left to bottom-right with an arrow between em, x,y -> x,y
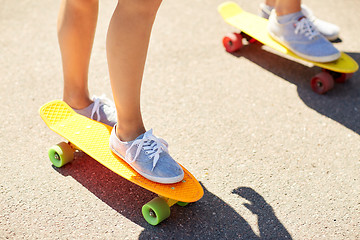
177,201 -> 189,207
48,142 -> 75,168
142,197 -> 170,225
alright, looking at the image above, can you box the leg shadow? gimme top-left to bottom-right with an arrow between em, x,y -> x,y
232,187 -> 292,240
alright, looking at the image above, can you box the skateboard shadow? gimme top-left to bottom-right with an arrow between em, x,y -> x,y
230,43 -> 360,135
139,186 -> 292,240
55,155 -> 292,239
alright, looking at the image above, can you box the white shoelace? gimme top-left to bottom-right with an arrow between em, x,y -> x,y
125,129 -> 169,171
294,17 -> 319,40
90,95 -> 115,121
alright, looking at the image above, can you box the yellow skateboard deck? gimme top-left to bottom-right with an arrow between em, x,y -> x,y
218,2 -> 359,94
39,100 -> 203,225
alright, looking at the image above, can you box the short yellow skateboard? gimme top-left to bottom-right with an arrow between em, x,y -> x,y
218,2 -> 359,94
39,100 -> 203,225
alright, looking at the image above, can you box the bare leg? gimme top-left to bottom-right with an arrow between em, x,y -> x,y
106,0 -> 162,141
58,0 -> 99,109
265,0 -> 276,7
273,0 -> 301,16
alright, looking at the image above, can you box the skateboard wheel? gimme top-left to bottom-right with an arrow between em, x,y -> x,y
310,72 -> 334,94
334,73 -> 354,83
177,201 -> 189,207
222,32 -> 242,53
142,197 -> 170,226
48,142 -> 75,168
322,69 -> 353,83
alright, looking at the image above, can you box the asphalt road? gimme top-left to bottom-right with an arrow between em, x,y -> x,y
1,0 -> 359,239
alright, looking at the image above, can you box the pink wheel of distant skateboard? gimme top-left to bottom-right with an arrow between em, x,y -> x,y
222,32 -> 242,53
334,73 -> 353,83
311,72 -> 335,94
322,69 -> 354,83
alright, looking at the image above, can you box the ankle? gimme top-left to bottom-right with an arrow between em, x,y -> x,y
276,11 -> 303,24
63,94 -> 92,110
115,123 -> 146,142
275,5 -> 301,17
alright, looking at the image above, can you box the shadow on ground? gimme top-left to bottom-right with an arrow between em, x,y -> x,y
230,43 -> 360,134
55,154 -> 292,239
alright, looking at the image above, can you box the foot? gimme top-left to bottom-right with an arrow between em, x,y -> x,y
268,10 -> 340,62
260,4 -> 340,41
300,5 -> 339,41
72,95 -> 117,126
109,126 -> 184,184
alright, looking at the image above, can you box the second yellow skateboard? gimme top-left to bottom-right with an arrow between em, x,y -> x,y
218,2 -> 359,94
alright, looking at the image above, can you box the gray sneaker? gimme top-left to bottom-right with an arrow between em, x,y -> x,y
268,10 -> 340,62
73,95 -> 117,127
260,3 -> 340,41
109,126 -> 184,184
301,5 -> 339,41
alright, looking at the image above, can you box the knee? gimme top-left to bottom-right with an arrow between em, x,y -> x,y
68,0 -> 99,10
119,0 -> 163,19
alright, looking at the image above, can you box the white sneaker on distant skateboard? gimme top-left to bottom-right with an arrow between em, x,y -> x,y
268,10 -> 340,62
260,3 -> 340,41
301,5 -> 339,41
